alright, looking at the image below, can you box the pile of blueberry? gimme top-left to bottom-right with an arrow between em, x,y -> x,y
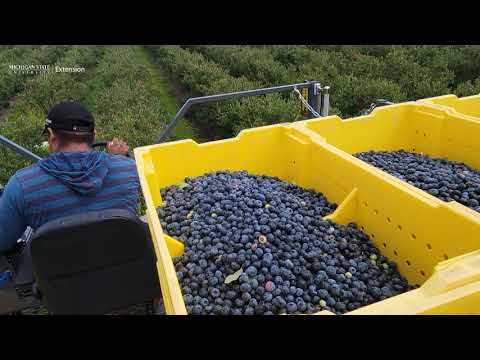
158,171 -> 413,315
355,150 -> 480,212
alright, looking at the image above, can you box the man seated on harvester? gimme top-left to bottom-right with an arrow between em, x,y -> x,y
0,101 -> 137,253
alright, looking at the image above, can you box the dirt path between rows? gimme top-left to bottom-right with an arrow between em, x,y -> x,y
141,46 -> 223,143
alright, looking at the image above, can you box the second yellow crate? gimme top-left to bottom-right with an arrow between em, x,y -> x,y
293,102 -> 480,219
418,93 -> 480,121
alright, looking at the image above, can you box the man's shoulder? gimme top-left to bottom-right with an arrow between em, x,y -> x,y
106,154 -> 137,176
14,163 -> 41,181
106,154 -> 136,166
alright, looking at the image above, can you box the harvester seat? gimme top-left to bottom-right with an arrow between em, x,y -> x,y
28,209 -> 160,314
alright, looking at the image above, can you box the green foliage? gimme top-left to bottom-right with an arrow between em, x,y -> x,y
0,46 -> 102,184
189,45 -> 292,85
455,78 -> 480,97
0,45 -> 172,185
16,46 -> 103,114
88,46 -> 172,148
257,45 -> 480,117
0,45 -> 70,107
150,46 -> 302,136
0,110 -> 45,183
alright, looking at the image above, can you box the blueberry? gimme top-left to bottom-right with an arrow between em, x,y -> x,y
381,286 -> 393,298
262,253 -> 274,266
330,284 -> 341,297
231,308 -> 243,315
370,286 -> 382,298
184,294 -> 194,305
273,296 -> 287,308
318,289 -> 329,299
286,302 -> 298,314
326,296 -> 336,307
215,298 -> 224,306
297,300 -> 307,312
244,307 -> 255,315
357,262 -> 368,273
270,265 -> 280,276
221,306 -> 230,315
225,291 -> 237,300
210,288 -> 221,298
265,281 -> 275,292
326,266 -> 337,276
234,298 -> 244,307
241,292 -> 252,302
240,283 -> 251,293
256,286 -> 265,296
335,302 -> 346,312
199,259 -> 208,268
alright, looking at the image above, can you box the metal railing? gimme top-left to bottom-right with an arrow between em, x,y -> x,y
0,135 -> 42,163
156,80 -> 330,143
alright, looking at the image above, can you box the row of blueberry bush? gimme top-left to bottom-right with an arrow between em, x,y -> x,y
263,45 -> 480,117
82,46 -> 171,149
148,46 -> 303,136
184,45 -> 480,119
187,45 -> 293,86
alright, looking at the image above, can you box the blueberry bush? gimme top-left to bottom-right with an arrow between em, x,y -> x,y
196,45 -> 480,119
147,46 -> 302,136
188,45 -> 293,86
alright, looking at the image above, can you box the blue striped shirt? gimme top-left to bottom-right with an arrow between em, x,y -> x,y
0,151 -> 139,252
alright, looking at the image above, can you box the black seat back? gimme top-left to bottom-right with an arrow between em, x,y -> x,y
30,209 -> 160,314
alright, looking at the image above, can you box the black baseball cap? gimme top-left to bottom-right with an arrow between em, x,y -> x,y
43,101 -> 95,135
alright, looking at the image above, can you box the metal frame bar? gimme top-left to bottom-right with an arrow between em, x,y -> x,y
322,86 -> 330,117
156,80 -> 323,143
0,135 -> 42,163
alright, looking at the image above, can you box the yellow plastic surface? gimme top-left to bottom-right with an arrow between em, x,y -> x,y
418,93 -> 480,120
135,118 -> 480,315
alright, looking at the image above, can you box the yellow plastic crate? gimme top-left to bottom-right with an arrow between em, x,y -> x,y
134,122 -> 480,315
293,102 -> 480,219
418,93 -> 480,121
